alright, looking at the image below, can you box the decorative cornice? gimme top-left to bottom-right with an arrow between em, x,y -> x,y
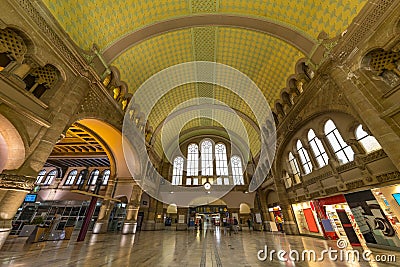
325,187 -> 339,195
336,161 -> 357,173
345,179 -> 365,190
361,149 -> 387,163
376,171 -> 400,183
302,171 -> 333,187
77,86 -> 123,122
0,173 -> 35,190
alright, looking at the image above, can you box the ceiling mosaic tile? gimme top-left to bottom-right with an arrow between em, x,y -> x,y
43,0 -> 190,49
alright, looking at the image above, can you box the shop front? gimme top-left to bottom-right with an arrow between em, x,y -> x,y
344,189 -> 400,249
313,195 -> 363,247
371,185 -> 400,238
292,201 -> 324,237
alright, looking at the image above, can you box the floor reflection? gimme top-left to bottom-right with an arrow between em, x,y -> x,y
1,228 -> 399,266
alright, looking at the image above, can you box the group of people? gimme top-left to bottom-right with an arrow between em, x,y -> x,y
196,215 -> 284,234
222,217 -> 239,235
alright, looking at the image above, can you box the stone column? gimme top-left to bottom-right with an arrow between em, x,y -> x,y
13,77 -> 90,176
154,201 -> 165,230
280,203 -> 299,235
292,152 -> 305,181
272,170 -> 300,235
315,133 -> 340,168
122,184 -> 142,234
259,196 -> 270,221
255,190 -> 270,231
0,174 -> 35,249
13,63 -> 31,79
303,143 -> 319,170
330,66 -> 400,171
142,197 -> 156,230
176,208 -> 188,231
92,176 -> 116,234
0,77 -> 89,247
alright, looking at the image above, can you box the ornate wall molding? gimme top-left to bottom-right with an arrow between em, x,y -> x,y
345,179 -> 365,190
336,161 -> 357,173
0,173 -> 35,190
376,171 -> 400,183
361,149 -> 387,163
332,0 -> 396,62
13,0 -> 98,82
76,86 -> 123,125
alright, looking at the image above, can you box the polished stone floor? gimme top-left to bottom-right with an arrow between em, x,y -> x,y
1,227 -> 399,267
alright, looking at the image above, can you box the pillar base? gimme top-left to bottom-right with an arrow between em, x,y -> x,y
142,221 -> 155,231
122,222 -> 137,234
176,223 -> 187,231
283,221 -> 299,235
253,223 -> 263,231
92,221 -> 109,234
155,222 -> 165,230
0,228 -> 11,250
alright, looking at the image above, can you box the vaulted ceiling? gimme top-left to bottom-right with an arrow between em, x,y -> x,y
41,0 -> 368,157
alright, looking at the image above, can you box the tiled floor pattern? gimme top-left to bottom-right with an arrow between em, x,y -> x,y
1,227 -> 400,266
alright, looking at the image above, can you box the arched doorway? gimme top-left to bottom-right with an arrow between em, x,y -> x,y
0,114 -> 25,173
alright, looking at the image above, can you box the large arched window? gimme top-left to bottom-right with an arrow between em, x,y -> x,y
296,140 -> 313,175
355,125 -> 382,153
102,169 -> 111,185
36,169 -> 46,184
215,143 -> 228,176
288,152 -> 301,184
308,129 -> 329,168
43,169 -> 57,185
187,143 -> 198,176
64,169 -> 78,185
201,140 -> 213,176
76,170 -> 86,185
324,120 -> 354,164
172,157 -> 184,185
88,169 -> 99,185
231,156 -> 244,185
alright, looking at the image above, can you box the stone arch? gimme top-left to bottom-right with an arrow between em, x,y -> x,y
275,101 -> 285,117
167,204 -> 178,214
394,17 -> 400,35
0,114 -> 25,172
281,90 -> 293,111
77,118 -> 141,179
102,14 -> 322,65
294,58 -> 308,74
239,202 -> 251,214
266,189 -> 279,207
287,77 -> 300,95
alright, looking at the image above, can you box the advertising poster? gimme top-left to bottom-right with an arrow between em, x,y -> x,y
345,190 -> 400,248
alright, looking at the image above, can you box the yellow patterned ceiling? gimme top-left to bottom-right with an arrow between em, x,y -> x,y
43,0 -> 366,49
112,26 -> 304,104
40,0 -> 369,157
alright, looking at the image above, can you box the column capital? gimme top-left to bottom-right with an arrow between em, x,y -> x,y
0,174 -> 35,190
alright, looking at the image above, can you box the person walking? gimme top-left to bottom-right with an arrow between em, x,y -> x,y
275,215 -> 284,233
198,218 -> 203,231
247,218 -> 252,230
233,217 -> 239,234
